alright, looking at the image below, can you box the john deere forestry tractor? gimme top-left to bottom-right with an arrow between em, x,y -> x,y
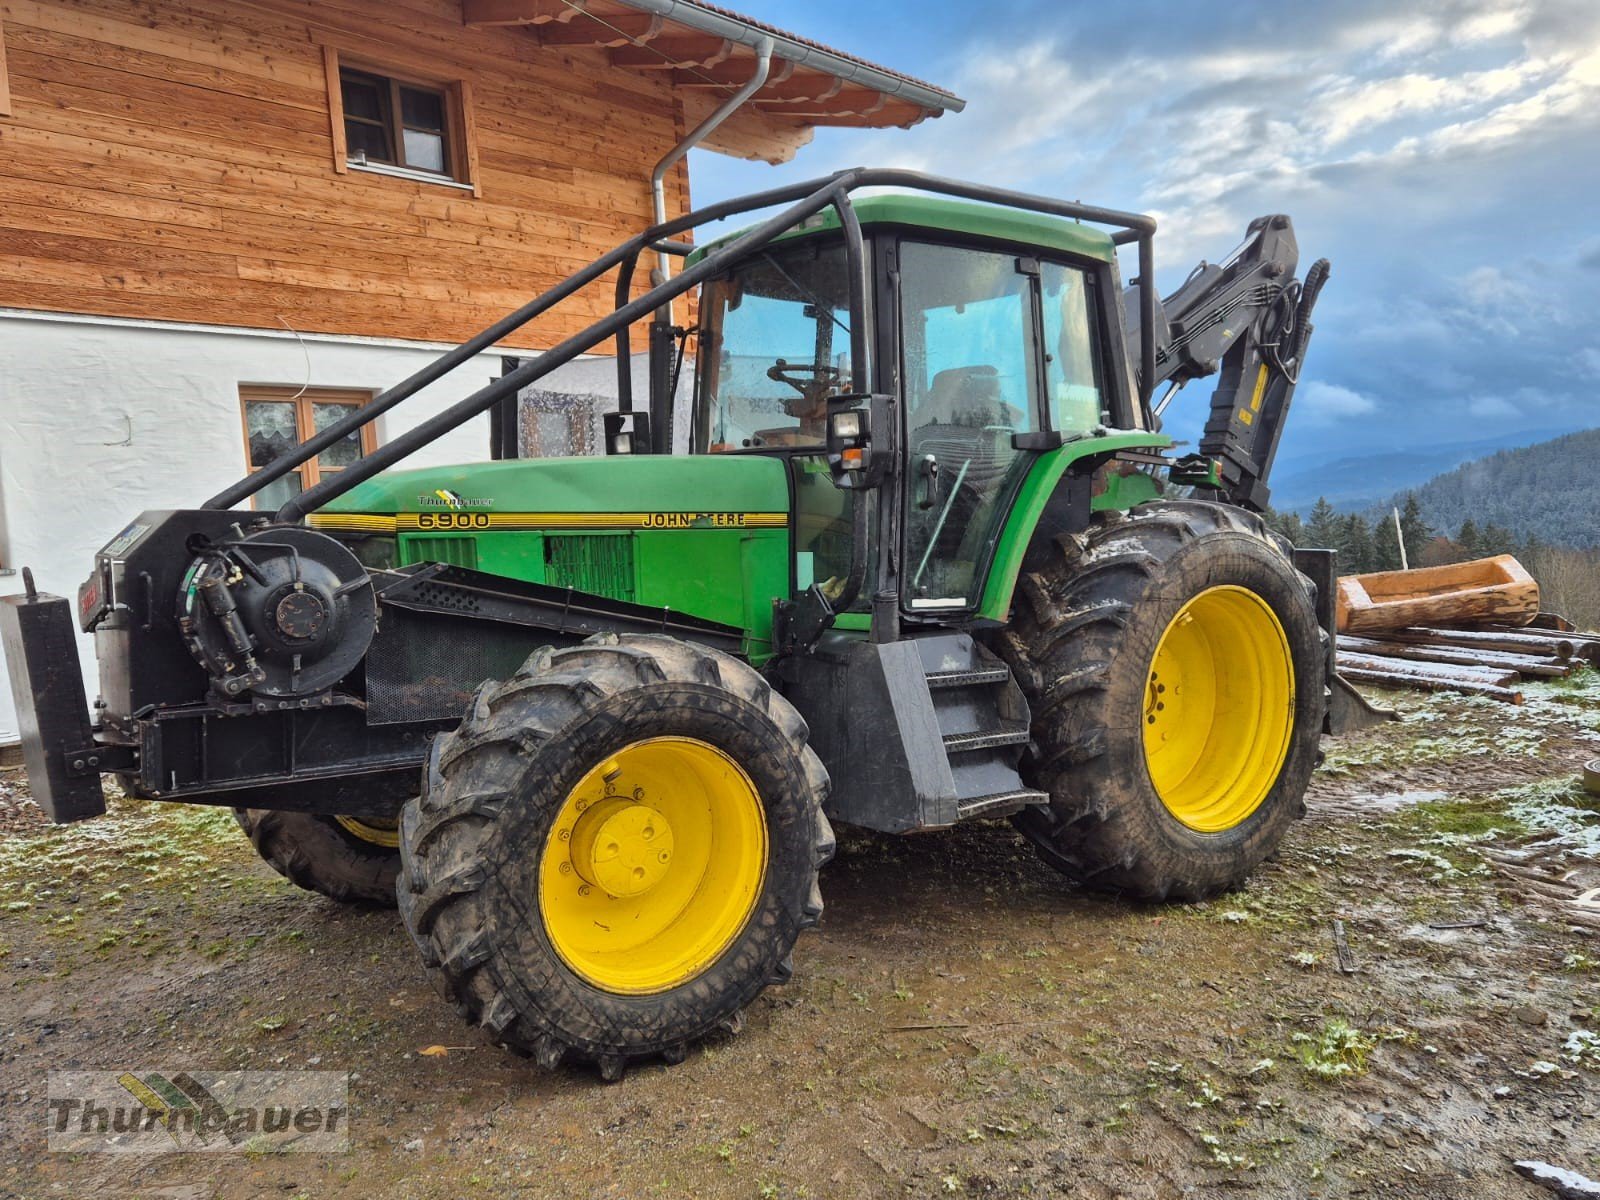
2,170 -> 1365,1080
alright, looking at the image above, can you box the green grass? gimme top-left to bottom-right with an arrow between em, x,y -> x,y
1292,1020 -> 1378,1081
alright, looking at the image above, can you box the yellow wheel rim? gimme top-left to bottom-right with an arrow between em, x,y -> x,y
334,815 -> 400,848
1142,585 -> 1296,833
538,737 -> 768,995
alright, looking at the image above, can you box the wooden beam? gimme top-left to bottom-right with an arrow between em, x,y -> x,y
671,59 -> 795,89
321,44 -> 346,173
680,91 -> 813,164
756,87 -> 888,116
461,0 -> 580,26
611,37 -> 732,69
789,102 -> 932,128
0,14 -> 12,119
539,14 -> 662,47
745,74 -> 844,105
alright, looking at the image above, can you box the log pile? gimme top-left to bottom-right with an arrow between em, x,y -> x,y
1337,623 -> 1600,705
1337,554 -> 1539,634
1331,554 -> 1596,704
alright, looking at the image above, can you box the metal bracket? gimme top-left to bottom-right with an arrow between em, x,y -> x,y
60,741 -> 136,778
774,584 -> 836,655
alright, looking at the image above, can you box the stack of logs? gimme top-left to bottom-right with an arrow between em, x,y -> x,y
1334,554 -> 1595,704
1338,624 -> 1600,705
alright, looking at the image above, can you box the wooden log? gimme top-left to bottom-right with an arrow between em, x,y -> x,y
1337,651 -> 1519,687
1464,624 -> 1600,664
1339,636 -> 1572,679
1337,664 -> 1524,704
1378,627 -> 1577,660
1337,555 -> 1539,634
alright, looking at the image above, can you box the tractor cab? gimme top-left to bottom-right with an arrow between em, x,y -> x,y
684,194 -> 1147,630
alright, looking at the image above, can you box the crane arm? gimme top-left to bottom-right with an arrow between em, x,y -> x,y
1125,214 -> 1330,511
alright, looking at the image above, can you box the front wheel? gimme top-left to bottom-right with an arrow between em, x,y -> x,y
992,500 -> 1324,900
397,634 -> 833,1079
232,808 -> 402,907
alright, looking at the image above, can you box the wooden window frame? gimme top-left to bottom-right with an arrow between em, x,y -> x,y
239,386 -> 379,512
0,14 -> 13,119
322,45 -> 480,196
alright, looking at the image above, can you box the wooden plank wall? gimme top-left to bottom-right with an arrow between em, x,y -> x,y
0,0 -> 694,348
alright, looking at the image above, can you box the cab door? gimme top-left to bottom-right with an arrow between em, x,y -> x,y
898,242 -> 1109,610
899,241 -> 1042,608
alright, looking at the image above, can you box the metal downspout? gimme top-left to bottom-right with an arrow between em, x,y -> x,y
650,35 -> 774,312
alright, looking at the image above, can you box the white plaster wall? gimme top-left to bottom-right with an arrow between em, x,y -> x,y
0,310 -> 614,742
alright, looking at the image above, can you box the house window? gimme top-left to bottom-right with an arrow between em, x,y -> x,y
321,46 -> 480,194
240,386 -> 377,511
341,69 -> 450,175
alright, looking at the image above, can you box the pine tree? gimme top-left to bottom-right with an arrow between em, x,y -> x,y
1398,494 -> 1432,568
1266,508 -> 1306,546
1342,513 -> 1375,574
1306,498 -> 1341,550
1457,518 -> 1481,558
1371,510 -> 1403,571
1480,522 -> 1515,555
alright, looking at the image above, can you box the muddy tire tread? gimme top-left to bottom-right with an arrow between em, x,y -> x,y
232,808 -> 401,908
991,500 -> 1325,901
397,634 -> 833,1079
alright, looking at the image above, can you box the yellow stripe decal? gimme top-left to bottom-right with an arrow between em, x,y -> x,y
310,511 -> 787,533
1250,363 -> 1269,412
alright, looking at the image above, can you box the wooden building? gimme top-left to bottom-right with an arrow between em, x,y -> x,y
0,0 -> 961,743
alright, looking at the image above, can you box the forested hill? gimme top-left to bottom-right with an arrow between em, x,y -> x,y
1391,427 -> 1600,550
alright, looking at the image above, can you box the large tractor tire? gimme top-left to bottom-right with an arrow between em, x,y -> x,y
397,634 -> 833,1080
232,809 -> 401,907
993,500 -> 1324,900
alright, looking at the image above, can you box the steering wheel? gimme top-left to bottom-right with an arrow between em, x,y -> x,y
766,359 -> 847,420
766,359 -> 845,396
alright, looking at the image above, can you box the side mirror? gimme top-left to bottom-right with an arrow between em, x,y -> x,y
825,393 -> 892,490
604,410 -> 653,456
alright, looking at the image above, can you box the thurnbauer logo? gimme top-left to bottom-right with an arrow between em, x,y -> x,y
419,489 -> 494,510
47,1069 -> 348,1153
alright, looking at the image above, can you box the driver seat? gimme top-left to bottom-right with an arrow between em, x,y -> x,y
917,365 -> 1022,430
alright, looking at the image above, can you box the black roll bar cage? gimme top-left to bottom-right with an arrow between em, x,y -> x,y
199,168 -> 1156,522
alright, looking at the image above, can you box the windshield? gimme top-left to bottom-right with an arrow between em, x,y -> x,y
692,237 -> 854,452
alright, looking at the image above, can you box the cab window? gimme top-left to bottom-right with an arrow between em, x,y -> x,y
692,239 -> 854,452
900,242 -> 1039,607
1040,262 -> 1105,433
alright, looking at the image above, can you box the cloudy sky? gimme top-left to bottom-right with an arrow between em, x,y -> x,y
690,0 -> 1600,469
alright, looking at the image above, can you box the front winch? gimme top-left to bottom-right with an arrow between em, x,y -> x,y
178,525 -> 376,700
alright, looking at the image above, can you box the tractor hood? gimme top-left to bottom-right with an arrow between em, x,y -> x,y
310,454 -> 791,527
306,454 -> 794,658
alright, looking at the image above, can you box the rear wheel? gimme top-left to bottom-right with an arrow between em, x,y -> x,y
992,500 -> 1324,900
397,634 -> 833,1079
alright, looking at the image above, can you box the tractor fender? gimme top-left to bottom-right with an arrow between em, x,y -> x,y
977,431 -> 1171,621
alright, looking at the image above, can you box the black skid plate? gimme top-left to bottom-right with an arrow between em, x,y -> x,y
0,588 -> 107,822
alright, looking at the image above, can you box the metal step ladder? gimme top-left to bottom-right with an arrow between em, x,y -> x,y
913,635 -> 1049,822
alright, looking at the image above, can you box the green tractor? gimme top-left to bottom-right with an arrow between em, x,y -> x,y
1,170 -> 1364,1080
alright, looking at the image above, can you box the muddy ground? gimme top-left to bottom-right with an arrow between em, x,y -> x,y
2,674 -> 1599,1200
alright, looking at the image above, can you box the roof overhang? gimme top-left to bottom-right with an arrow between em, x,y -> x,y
461,0 -> 965,163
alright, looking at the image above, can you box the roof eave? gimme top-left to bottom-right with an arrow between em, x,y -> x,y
618,0 -> 965,117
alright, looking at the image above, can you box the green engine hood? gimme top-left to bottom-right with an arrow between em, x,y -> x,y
309,454 -> 794,661
315,454 -> 791,522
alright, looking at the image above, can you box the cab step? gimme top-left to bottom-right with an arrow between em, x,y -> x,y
942,726 -> 1030,754
925,666 -> 1011,689
956,788 -> 1050,821
786,631 -> 1044,834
